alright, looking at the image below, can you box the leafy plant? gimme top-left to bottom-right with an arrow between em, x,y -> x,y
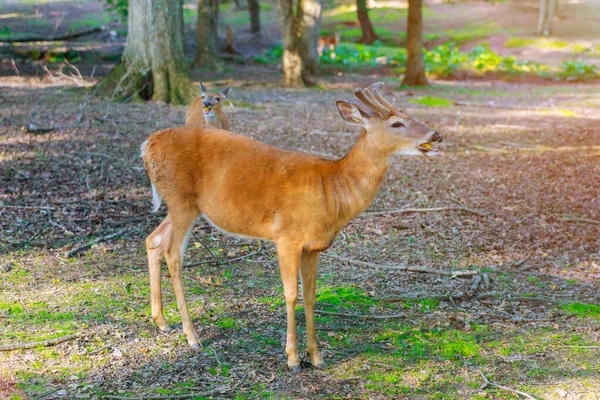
424,42 -> 467,76
104,0 -> 128,19
556,61 -> 599,81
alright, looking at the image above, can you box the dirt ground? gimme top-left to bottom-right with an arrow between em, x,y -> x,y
1,0 -> 600,399
1,69 -> 600,399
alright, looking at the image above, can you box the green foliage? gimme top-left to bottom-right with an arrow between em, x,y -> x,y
561,302 -> 600,318
316,286 -> 374,307
424,43 -> 467,76
103,0 -> 128,19
556,61 -> 599,81
253,45 -> 283,65
216,317 -> 237,329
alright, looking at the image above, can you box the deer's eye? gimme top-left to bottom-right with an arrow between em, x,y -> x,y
214,97 -> 220,103
391,122 -> 404,128
201,94 -> 206,99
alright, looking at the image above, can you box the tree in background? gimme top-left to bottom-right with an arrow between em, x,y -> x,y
277,0 -> 322,86
300,0 -> 323,74
195,0 -> 220,66
536,0 -> 557,36
96,0 -> 195,104
356,0 -> 378,44
402,0 -> 428,86
247,0 -> 261,36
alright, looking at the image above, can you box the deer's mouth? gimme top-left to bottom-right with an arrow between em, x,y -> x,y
418,142 -> 440,157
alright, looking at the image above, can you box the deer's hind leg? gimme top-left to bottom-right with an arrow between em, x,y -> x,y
163,207 -> 202,349
146,214 -> 172,332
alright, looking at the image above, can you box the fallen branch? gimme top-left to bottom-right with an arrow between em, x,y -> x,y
66,228 -> 127,257
1,204 -> 55,210
0,334 -> 79,352
2,27 -> 101,43
364,205 -> 488,218
373,292 -> 465,303
323,253 -> 478,277
475,368 -> 537,400
315,310 -> 404,320
474,291 -> 557,304
558,216 -> 600,225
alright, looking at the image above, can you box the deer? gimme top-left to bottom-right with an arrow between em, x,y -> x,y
141,82 -> 442,372
185,82 -> 232,130
318,32 -> 340,58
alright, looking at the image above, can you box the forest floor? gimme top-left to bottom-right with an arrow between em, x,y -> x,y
1,71 -> 600,399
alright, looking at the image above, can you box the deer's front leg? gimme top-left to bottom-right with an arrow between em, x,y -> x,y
300,250 -> 325,369
277,240 -> 302,372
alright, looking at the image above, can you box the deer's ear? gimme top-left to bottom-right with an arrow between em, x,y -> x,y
200,82 -> 207,93
222,87 -> 232,98
336,101 -> 368,127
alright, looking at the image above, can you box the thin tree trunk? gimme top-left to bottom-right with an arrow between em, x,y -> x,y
195,0 -> 220,66
299,0 -> 322,74
536,0 -> 549,35
96,0 -> 195,104
402,0 -> 428,86
356,0 -> 378,44
277,0 -> 305,87
544,0 -> 556,35
247,0 -> 261,35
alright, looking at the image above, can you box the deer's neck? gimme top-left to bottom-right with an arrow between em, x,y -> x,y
325,129 -> 392,222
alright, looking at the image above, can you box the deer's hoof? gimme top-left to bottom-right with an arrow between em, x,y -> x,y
313,361 -> 326,370
288,364 -> 301,373
190,343 -> 201,351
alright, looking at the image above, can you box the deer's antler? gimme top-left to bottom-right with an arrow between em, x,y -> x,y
353,82 -> 394,118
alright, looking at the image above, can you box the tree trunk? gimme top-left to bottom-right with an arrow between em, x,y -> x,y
536,0 -> 549,35
356,0 -> 378,44
247,0 -> 261,35
96,0 -> 195,104
402,0 -> 428,86
277,0 -> 304,87
195,0 -> 220,66
299,0 -> 322,75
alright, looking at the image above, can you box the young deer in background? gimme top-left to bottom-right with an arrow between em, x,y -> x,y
142,82 -> 442,372
185,82 -> 232,130
318,32 -> 340,58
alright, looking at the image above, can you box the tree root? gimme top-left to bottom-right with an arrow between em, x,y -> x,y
315,310 -> 405,320
363,205 -> 489,218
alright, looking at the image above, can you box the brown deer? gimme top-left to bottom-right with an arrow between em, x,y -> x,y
318,32 -> 340,58
185,82 -> 232,130
141,82 -> 442,372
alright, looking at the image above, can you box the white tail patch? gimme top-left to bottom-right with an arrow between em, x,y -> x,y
151,183 -> 162,213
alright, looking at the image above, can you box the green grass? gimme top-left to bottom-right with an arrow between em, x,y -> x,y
561,302 -> 600,319
408,96 -> 452,107
505,37 -> 573,50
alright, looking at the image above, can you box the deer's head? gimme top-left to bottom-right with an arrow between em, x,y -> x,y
336,82 -> 442,157
200,82 -> 232,117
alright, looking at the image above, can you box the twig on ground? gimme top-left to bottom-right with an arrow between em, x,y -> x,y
363,205 -> 489,218
513,255 -> 530,269
475,368 -> 537,400
184,241 -> 263,268
1,204 -> 55,210
315,310 -> 405,320
373,292 -> 465,303
323,253 -> 478,277
558,216 -> 600,225
66,228 -> 127,257
35,387 -> 61,400
554,345 -> 600,349
0,334 -> 79,352
192,231 -> 222,266
88,343 -> 113,355
104,214 -> 150,227
474,291 -> 557,304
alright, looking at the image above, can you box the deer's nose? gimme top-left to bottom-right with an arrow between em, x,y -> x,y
431,132 -> 443,143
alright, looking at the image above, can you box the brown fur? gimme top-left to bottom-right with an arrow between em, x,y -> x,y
142,82 -> 442,371
185,82 -> 232,130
